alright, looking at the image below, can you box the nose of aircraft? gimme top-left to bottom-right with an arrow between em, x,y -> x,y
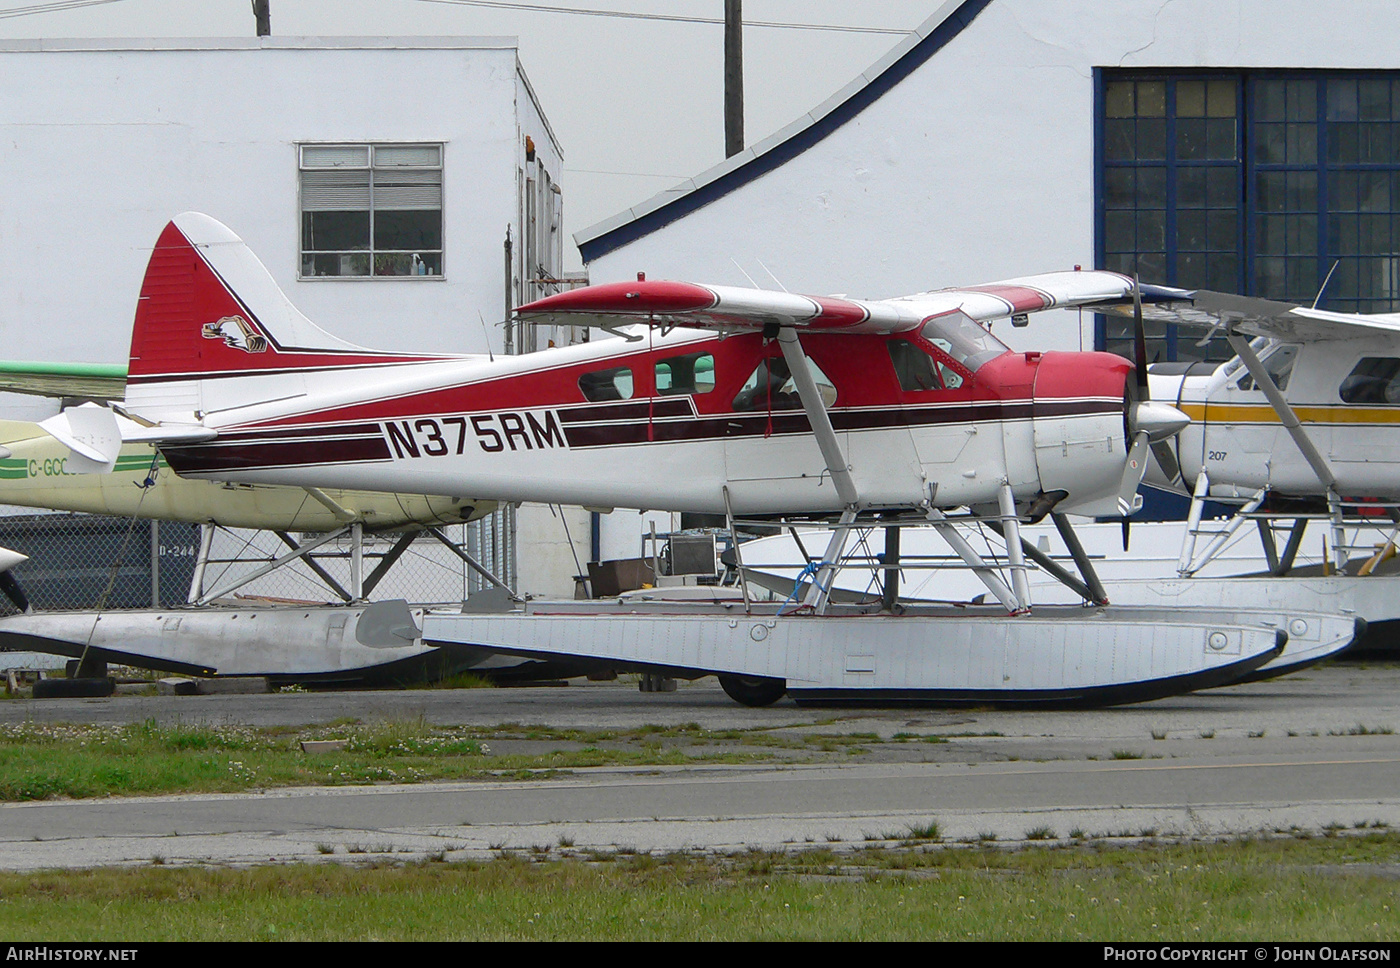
1029,351 -> 1189,516
1130,399 -> 1190,442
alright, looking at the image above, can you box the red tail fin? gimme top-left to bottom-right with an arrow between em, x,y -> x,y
124,213 -> 448,424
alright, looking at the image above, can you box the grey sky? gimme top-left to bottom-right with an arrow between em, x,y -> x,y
0,0 -> 929,269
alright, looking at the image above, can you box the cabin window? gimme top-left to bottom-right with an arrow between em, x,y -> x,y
1237,343 -> 1299,391
1339,357 -> 1400,403
299,143 -> 443,278
655,352 -> 715,396
578,366 -> 634,402
732,356 -> 836,411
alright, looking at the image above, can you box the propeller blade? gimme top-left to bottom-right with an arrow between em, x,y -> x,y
1151,438 -> 1182,484
1116,431 -> 1151,517
1122,518 -> 1131,553
0,572 -> 29,613
1132,273 -> 1149,396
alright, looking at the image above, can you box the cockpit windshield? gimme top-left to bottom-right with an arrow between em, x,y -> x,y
919,311 -> 1009,373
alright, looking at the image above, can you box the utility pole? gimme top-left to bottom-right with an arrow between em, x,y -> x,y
252,0 -> 271,37
724,0 -> 743,157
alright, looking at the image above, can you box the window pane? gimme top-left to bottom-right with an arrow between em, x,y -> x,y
1177,210 -> 1207,250
1137,81 -> 1166,117
1136,118 -> 1166,159
374,169 -> 443,210
1104,168 -> 1134,208
1104,119 -> 1135,161
579,367 -> 634,402
1359,79 -> 1390,121
1206,118 -> 1237,159
374,210 -> 443,251
1207,79 -> 1236,118
302,145 -> 368,168
302,210 -> 370,251
301,169 -> 371,211
1177,117 -> 1206,160
655,352 -> 715,396
1105,81 -> 1135,118
374,144 -> 441,167
1177,80 -> 1206,117
887,340 -> 943,392
1328,79 -> 1359,121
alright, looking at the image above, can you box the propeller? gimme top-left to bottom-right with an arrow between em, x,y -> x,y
1116,275 -> 1189,517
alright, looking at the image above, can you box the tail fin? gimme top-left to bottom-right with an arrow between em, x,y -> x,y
125,213 -> 437,422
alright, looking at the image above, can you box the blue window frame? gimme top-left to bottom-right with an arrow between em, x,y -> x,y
1097,70 -> 1400,361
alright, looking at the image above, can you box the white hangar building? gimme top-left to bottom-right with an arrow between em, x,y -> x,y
578,0 -> 1400,366
0,36 -> 584,598
0,36 -> 564,369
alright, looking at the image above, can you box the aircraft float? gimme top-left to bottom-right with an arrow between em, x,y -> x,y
738,287 -> 1400,668
34,212 -> 1344,706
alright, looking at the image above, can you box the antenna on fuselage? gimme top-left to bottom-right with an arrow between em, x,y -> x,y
477,311 -> 496,362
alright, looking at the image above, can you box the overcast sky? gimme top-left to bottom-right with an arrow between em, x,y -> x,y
0,0 -> 931,269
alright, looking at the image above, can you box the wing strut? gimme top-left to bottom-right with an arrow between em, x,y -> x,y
775,328 -> 858,508
925,485 -> 1027,614
1224,331 -> 1337,493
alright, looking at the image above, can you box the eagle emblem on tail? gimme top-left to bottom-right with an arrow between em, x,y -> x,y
201,315 -> 267,353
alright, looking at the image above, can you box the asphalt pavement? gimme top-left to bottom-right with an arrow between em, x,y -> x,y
1,663 -> 1397,869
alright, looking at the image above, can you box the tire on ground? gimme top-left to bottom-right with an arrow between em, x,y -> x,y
717,674 -> 787,707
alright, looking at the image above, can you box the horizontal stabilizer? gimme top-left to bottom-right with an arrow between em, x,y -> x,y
38,403 -> 215,474
38,403 -> 121,472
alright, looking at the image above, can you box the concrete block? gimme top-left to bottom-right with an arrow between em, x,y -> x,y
193,677 -> 270,695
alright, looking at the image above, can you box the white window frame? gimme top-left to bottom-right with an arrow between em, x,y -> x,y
298,142 -> 445,281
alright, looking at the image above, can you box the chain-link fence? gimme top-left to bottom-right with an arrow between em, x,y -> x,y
0,505 -> 518,616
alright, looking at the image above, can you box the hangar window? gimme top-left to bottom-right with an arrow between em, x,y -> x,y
300,144 -> 443,278
1098,71 -> 1400,362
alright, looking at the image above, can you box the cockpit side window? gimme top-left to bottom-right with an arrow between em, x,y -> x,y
578,366 -> 635,402
1237,344 -> 1299,392
919,310 -> 1008,373
732,356 -> 837,411
887,339 -> 943,391
1339,357 -> 1400,404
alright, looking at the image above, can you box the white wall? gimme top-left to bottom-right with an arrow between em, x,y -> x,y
582,0 -> 1400,354
0,37 -> 554,363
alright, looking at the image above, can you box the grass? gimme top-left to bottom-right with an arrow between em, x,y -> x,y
0,718 -> 935,802
0,835 -> 1396,940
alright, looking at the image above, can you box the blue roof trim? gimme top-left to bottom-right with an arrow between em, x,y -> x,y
578,0 -> 994,264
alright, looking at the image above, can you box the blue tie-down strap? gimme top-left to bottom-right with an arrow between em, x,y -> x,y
777,560 -> 824,615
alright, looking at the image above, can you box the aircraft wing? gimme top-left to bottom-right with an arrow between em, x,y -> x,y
516,271 -> 1189,336
0,360 -> 128,401
1104,290 -> 1400,343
